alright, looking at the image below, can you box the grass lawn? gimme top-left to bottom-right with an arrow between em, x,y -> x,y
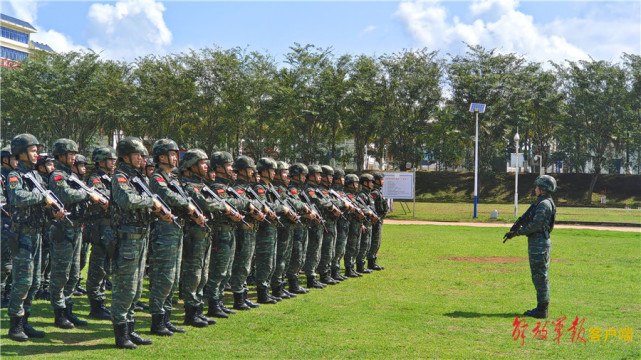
387,201 -> 641,225
1,225 -> 640,359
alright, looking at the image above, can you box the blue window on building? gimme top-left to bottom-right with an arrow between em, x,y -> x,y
1,26 -> 28,44
1,46 -> 28,61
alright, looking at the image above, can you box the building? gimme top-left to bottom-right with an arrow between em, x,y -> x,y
0,13 -> 53,68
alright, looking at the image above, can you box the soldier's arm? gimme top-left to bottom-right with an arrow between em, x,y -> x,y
149,176 -> 190,211
8,174 -> 46,206
50,173 -> 88,205
516,202 -> 552,236
185,185 -> 226,217
112,175 -> 154,209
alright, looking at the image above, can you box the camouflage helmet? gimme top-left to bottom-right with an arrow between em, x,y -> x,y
359,173 -> 375,183
321,165 -> 334,177
373,172 -> 384,181
345,174 -> 359,186
233,155 -> 255,171
92,146 -> 117,163
1,146 -> 11,158
141,146 -> 149,157
333,168 -> 345,178
534,175 -> 557,193
152,138 -> 179,158
36,153 -> 54,166
256,157 -> 278,172
11,133 -> 40,156
307,165 -> 322,175
146,158 -> 155,168
116,136 -> 146,158
74,154 -> 88,165
277,161 -> 290,172
289,163 -> 308,176
52,138 -> 79,157
210,151 -> 233,168
180,148 -> 208,171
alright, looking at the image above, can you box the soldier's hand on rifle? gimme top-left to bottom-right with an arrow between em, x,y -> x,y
89,192 -> 103,205
331,205 -> 341,217
504,231 -> 516,240
52,208 -> 65,220
249,204 -> 266,222
187,203 -> 198,215
343,200 -> 355,212
153,199 -> 173,223
361,225 -> 366,233
356,209 -> 365,220
264,205 -> 277,221
284,206 -> 298,222
192,212 -> 206,226
44,195 -> 56,208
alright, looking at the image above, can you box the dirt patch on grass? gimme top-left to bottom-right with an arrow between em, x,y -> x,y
447,256 -> 563,264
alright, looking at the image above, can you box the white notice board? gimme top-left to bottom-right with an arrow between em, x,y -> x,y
381,172 -> 415,200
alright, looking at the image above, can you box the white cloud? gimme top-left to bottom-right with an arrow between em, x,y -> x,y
87,0 -> 172,61
7,0 -> 38,24
394,0 -> 609,64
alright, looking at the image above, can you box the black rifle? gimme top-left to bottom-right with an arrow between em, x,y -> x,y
267,185 -> 302,224
67,174 -> 110,206
0,202 -> 10,217
226,186 -> 269,224
100,174 -> 112,183
23,172 -> 73,225
168,180 -> 211,232
246,186 -> 282,226
130,176 -> 181,229
503,203 -> 537,243
328,188 -> 365,219
299,188 -> 328,233
354,194 -> 379,224
201,185 -> 250,227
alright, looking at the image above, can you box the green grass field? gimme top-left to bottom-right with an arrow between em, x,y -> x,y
2,225 -> 640,359
387,202 -> 641,225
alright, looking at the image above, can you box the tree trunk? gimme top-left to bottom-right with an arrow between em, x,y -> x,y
586,171 -> 600,205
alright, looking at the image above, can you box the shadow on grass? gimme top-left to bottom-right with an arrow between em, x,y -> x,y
444,311 -> 520,318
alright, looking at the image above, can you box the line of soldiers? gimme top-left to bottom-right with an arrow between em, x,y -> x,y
1,134 -> 389,349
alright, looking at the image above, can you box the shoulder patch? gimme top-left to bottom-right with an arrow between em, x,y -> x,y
9,176 -> 18,182
155,177 -> 165,182
308,191 -> 314,196
277,189 -> 282,193
290,189 -> 298,195
322,190 -> 328,195
257,188 -> 265,194
372,194 -> 377,198
236,189 -> 244,194
348,194 -> 354,199
216,188 -> 225,194
193,186 -> 201,193
339,192 -> 344,196
53,175 -> 63,181
92,179 -> 101,184
117,177 -> 127,183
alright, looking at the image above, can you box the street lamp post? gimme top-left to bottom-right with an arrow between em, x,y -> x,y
469,103 -> 486,219
514,130 -> 520,218
533,155 -> 544,175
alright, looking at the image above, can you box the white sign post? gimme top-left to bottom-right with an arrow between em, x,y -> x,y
381,171 -> 416,217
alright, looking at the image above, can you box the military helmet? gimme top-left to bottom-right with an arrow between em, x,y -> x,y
146,158 -> 155,168
1,146 -> 11,158
277,161 -> 290,171
289,163 -> 308,176
345,174 -> 359,186
52,138 -> 79,157
116,136 -> 146,158
152,139 -> 179,158
534,175 -> 557,193
333,168 -> 345,178
307,165 -> 322,175
256,157 -> 278,172
180,149 -> 208,171
92,146 -> 117,163
11,133 -> 40,156
211,151 -> 234,168
74,154 -> 88,165
36,153 -> 54,166
359,173 -> 375,183
321,165 -> 334,176
233,155 -> 255,171
373,172 -> 384,181
141,146 -> 149,157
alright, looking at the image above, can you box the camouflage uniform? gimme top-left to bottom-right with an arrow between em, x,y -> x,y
331,183 -> 350,279
285,164 -> 312,294
317,175 -> 348,284
343,177 -> 366,277
229,178 -> 260,298
368,174 -> 389,270
355,178 -> 377,273
35,154 -> 54,301
1,158 -> 14,304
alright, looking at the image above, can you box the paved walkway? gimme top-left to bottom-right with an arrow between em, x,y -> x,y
384,219 -> 641,233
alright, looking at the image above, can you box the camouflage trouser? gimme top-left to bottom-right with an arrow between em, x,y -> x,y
331,218 -> 350,272
111,226 -> 148,324
40,226 -> 51,292
7,227 -> 41,317
318,221 -> 337,276
205,226 -> 236,300
49,223 -> 82,309
356,223 -> 372,265
368,220 -> 383,261
344,220 -> 362,270
86,222 -> 114,302
180,225 -> 211,308
271,225 -> 293,289
255,224 -> 278,290
286,226 -> 308,281
1,219 -> 13,296
302,225 -> 323,277
528,237 -> 552,304
78,227 -> 92,285
149,222 -> 183,315
229,227 -> 254,294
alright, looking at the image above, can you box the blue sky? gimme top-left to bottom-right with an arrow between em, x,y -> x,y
5,0 -> 640,65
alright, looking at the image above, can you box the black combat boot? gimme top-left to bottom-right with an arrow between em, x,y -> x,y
331,268 -> 346,281
219,299 -> 236,314
207,300 -> 229,319
196,304 -> 216,325
356,262 -> 372,274
8,316 -> 29,342
54,308 -> 74,329
244,290 -> 260,308
233,292 -> 251,310
65,303 -> 88,326
368,258 -> 384,271
128,320 -> 152,345
281,284 -> 297,298
272,285 -> 290,299
164,310 -> 186,333
113,322 -> 137,349
22,308 -> 45,338
320,272 -> 339,285
256,287 -> 277,304
150,314 -> 173,336
288,278 -> 309,294
184,304 -> 208,328
306,275 -> 325,289
89,299 -> 112,320
524,302 -> 549,319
